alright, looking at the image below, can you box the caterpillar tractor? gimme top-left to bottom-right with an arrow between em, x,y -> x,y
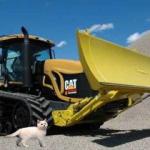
0,27 -> 150,134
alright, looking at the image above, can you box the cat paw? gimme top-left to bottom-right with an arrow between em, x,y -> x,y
23,144 -> 29,148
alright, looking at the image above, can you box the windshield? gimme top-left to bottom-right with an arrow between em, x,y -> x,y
0,39 -> 54,82
34,49 -> 51,61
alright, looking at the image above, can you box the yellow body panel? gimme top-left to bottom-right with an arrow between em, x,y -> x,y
43,59 -> 84,103
77,31 -> 150,92
44,59 -> 83,74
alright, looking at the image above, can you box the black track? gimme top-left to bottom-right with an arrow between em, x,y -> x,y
0,90 -> 53,134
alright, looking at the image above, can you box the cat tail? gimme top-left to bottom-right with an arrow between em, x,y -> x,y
5,129 -> 20,137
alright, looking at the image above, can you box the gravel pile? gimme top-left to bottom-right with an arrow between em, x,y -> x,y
129,31 -> 150,56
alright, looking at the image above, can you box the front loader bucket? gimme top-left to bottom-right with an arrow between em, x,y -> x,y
77,31 -> 150,92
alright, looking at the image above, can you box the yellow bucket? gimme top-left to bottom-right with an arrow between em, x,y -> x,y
77,31 -> 150,92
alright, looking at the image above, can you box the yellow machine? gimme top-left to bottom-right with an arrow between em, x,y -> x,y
0,27 -> 149,134
52,31 -> 150,127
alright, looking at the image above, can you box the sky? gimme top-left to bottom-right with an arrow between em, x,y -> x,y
0,0 -> 150,60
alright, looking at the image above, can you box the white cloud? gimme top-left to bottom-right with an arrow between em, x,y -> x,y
127,32 -> 141,43
88,23 -> 114,33
56,41 -> 67,48
127,30 -> 150,44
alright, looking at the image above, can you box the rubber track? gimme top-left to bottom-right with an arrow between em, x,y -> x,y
0,90 -> 53,126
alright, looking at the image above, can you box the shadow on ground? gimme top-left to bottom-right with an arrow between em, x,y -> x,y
92,128 -> 150,147
47,126 -> 124,136
47,127 -> 150,147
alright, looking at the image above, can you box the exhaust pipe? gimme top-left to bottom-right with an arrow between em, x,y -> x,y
21,26 -> 32,88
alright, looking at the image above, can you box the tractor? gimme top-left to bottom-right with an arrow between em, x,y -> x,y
0,27 -> 149,134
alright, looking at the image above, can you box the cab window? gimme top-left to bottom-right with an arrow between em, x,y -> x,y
6,50 -> 22,81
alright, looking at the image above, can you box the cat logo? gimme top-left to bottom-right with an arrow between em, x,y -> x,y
64,79 -> 77,95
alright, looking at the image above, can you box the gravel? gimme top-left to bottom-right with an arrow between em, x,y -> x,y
0,96 -> 150,150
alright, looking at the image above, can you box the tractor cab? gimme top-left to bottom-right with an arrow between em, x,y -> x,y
0,29 -> 55,89
0,28 -> 96,101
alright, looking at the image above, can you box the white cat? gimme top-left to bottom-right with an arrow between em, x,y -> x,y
6,119 -> 48,147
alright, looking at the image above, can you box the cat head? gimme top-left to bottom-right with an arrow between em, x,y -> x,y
37,119 -> 48,130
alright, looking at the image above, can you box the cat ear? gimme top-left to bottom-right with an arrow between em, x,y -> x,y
44,118 -> 47,122
37,120 -> 40,123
